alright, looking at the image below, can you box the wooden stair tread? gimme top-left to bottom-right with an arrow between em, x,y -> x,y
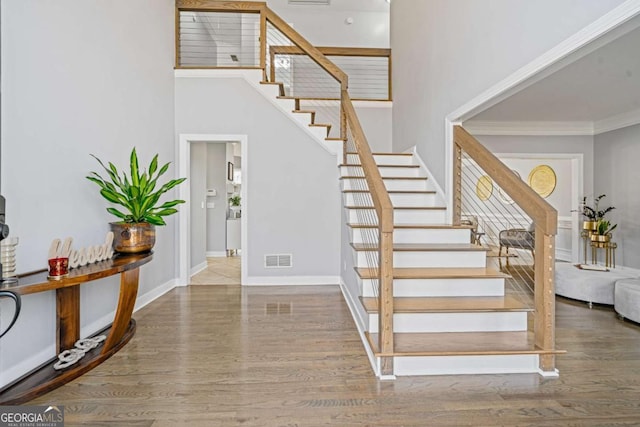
350,243 -> 490,252
356,267 -> 508,280
345,205 -> 445,210
365,332 -> 566,357
359,296 -> 531,313
292,109 -> 315,114
346,152 -> 413,156
326,137 -> 347,141
340,176 -> 427,180
343,190 -> 436,194
309,123 -> 331,128
340,163 -> 420,168
348,223 -> 471,230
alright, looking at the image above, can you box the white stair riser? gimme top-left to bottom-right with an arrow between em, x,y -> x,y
347,154 -> 415,166
355,250 -> 487,268
344,193 -> 441,207
258,84 -> 280,98
359,277 -> 506,297
292,112 -> 313,126
350,228 -> 470,244
347,209 -> 446,224
391,355 -> 539,376
274,98 -> 295,111
309,126 -> 329,139
368,312 -> 527,333
340,166 -> 422,178
342,178 -> 431,192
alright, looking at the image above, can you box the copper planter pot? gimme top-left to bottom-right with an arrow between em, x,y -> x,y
110,222 -> 156,254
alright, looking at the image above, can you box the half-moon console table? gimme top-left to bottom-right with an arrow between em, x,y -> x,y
0,252 -> 153,404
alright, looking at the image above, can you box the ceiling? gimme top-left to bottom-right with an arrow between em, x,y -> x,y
269,0 -> 390,12
465,15 -> 640,133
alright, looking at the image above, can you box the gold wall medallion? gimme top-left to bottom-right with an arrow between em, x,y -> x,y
475,175 -> 493,201
528,165 -> 556,198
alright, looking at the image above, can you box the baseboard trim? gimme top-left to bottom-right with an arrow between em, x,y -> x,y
244,275 -> 340,286
0,345 -> 56,388
339,279 -> 380,377
190,261 -> 208,277
206,251 -> 227,258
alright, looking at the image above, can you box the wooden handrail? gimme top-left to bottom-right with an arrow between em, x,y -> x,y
265,8 -> 348,90
342,91 -> 393,232
453,124 -> 558,374
270,46 -> 391,57
453,126 -> 557,235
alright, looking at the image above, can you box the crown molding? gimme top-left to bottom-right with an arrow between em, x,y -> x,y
594,107 -> 640,134
462,120 -> 594,136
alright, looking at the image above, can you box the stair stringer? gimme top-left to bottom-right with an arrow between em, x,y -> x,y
174,69 -> 342,156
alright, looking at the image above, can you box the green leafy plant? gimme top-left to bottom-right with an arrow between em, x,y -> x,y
596,219 -> 617,236
87,148 -> 186,226
578,194 -> 615,221
229,195 -> 241,207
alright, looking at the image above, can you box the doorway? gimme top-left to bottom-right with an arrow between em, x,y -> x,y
177,134 -> 248,286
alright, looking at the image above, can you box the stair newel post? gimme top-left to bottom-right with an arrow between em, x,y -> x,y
534,228 -> 557,373
453,142 -> 462,226
340,101 -> 347,165
379,212 -> 394,376
260,9 -> 267,82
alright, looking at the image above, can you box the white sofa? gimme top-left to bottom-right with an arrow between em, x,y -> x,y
614,279 -> 640,323
555,263 -> 637,306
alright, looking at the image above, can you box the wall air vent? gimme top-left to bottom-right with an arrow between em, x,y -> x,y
288,0 -> 330,5
264,254 -> 293,268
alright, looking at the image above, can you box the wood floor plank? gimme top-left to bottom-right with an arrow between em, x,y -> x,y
22,282 -> 640,426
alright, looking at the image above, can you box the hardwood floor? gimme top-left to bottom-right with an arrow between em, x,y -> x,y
30,284 -> 640,426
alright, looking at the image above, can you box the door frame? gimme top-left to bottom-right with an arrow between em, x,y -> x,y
177,134 -> 248,286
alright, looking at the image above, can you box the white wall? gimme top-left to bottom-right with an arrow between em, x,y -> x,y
477,135 -> 595,199
594,124 -> 640,269
175,77 -> 341,281
0,0 -> 175,386
391,0 -> 626,191
266,1 -> 389,48
190,143 -> 208,269
206,143 -> 228,254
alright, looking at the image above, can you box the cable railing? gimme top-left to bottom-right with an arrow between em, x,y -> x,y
175,0 -> 395,375
453,125 -> 559,374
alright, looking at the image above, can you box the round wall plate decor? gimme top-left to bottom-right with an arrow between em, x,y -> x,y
475,175 -> 493,201
528,165 -> 556,198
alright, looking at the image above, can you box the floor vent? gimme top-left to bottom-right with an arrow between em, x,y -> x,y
264,254 -> 293,268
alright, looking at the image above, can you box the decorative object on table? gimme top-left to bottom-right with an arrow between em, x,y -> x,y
87,148 -> 186,253
48,233 -> 115,270
498,170 -> 520,205
47,257 -> 69,279
527,165 -> 556,198
1,236 -> 19,279
0,290 -> 21,339
575,194 -> 616,265
53,335 -> 106,370
227,162 -> 234,181
475,175 -> 493,201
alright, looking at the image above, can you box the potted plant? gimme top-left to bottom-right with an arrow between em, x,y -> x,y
87,148 -> 186,253
592,219 -> 617,242
578,194 -> 615,231
228,194 -> 241,218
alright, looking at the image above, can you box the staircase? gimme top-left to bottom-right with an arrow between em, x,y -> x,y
340,151 -> 560,377
175,1 -> 560,378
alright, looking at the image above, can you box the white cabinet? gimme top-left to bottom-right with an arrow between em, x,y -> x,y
226,218 -> 241,252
